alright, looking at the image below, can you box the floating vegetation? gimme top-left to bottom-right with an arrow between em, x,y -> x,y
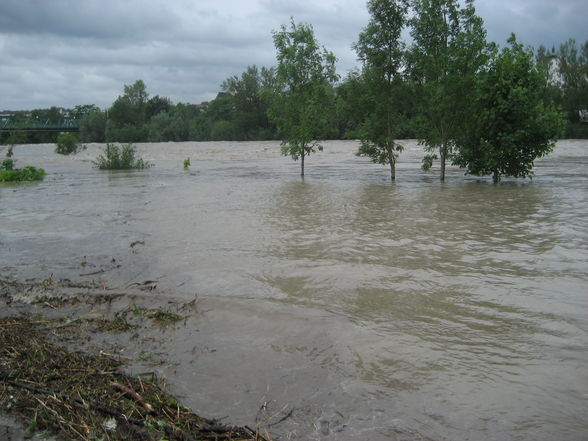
130,306 -> 184,324
57,315 -> 137,333
97,315 -> 137,332
0,317 -> 270,441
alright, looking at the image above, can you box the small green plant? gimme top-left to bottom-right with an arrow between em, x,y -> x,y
1,159 -> 14,170
0,166 -> 46,182
55,132 -> 85,155
0,146 -> 45,182
1,146 -> 14,170
1,158 -> 14,171
93,143 -> 152,170
183,158 -> 191,169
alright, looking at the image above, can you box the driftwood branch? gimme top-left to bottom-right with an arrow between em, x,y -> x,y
111,381 -> 155,414
0,370 -> 145,426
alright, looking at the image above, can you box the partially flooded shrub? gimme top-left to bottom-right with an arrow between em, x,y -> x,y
1,146 -> 14,170
0,166 -> 46,182
55,132 -> 85,155
0,146 -> 45,182
93,143 -> 152,170
1,158 -> 14,171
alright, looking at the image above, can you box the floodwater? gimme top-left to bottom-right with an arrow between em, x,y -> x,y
1,140 -> 587,440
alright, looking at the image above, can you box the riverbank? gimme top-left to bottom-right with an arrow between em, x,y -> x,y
0,277 -> 272,441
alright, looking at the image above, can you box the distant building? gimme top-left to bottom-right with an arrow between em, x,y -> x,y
0,110 -> 31,122
0,111 -> 17,120
543,56 -> 564,87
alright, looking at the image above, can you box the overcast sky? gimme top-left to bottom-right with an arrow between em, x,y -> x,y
1,0 -> 586,111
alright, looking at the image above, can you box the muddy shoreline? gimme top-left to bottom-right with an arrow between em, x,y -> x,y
0,277 -> 276,441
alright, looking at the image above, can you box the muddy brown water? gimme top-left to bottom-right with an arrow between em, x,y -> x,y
1,140 -> 587,440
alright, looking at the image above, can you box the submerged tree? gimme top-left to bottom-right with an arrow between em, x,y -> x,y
353,0 -> 409,181
454,35 -> 564,183
269,18 -> 339,176
409,0 -> 489,181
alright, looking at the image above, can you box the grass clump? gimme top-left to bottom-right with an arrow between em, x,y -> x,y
183,158 -> 191,169
96,315 -> 137,332
55,132 -> 85,155
93,143 -> 152,170
131,306 -> 183,324
58,315 -> 137,332
0,146 -> 45,182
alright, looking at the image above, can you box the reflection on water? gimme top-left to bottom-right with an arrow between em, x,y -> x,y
1,140 -> 587,440
265,178 -> 558,312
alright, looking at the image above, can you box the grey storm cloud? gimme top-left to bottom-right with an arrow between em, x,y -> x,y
476,0 -> 587,48
0,0 -> 180,39
0,0 -> 586,110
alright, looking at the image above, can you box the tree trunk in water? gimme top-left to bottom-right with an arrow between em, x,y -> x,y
386,116 -> 395,181
440,144 -> 446,182
301,151 -> 305,177
492,169 -> 499,183
389,160 -> 396,181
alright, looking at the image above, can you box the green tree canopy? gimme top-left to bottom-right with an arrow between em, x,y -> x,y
353,0 -> 409,181
454,35 -> 564,183
106,80 -> 149,142
558,39 -> 588,125
409,0 -> 490,180
71,104 -> 100,120
79,110 -> 106,143
146,95 -> 172,120
269,18 -> 339,176
221,65 -> 276,140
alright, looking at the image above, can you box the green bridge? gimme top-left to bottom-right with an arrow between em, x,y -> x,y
0,118 -> 79,132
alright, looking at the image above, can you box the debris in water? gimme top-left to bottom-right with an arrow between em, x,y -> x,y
0,316 -> 271,441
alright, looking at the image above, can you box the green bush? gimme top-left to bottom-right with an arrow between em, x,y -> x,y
210,120 -> 235,141
93,143 -> 152,170
1,158 -> 14,170
55,132 -> 84,155
183,158 -> 191,169
1,146 -> 15,170
1,146 -> 45,182
0,166 -> 46,182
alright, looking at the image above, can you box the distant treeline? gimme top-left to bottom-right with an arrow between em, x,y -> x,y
0,40 -> 586,147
